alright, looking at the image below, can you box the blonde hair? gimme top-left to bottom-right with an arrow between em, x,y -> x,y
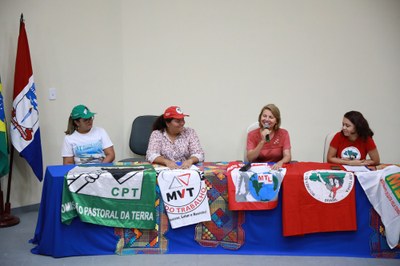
64,117 -> 78,135
258,104 -> 281,131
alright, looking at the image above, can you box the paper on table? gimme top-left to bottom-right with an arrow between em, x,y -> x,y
153,164 -> 200,172
343,165 -> 371,172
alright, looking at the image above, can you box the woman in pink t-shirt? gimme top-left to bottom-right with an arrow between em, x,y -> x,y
246,104 -> 292,170
327,111 -> 380,166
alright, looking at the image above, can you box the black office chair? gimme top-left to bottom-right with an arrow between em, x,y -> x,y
119,115 -> 158,162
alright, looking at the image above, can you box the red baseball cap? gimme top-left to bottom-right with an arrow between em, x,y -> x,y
163,106 -> 189,119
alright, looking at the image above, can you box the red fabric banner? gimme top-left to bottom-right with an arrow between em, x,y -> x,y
282,162 -> 357,236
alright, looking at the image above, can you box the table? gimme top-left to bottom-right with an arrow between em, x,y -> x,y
30,162 -> 394,258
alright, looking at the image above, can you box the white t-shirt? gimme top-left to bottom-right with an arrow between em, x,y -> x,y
61,127 -> 113,164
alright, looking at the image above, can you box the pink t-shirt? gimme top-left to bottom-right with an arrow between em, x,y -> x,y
329,132 -> 376,160
247,128 -> 291,163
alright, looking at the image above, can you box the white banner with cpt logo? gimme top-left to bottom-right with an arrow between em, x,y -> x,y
157,168 -> 211,229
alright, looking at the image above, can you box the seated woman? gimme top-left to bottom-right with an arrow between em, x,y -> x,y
327,111 -> 380,166
246,104 -> 291,170
146,106 -> 204,169
61,104 -> 115,165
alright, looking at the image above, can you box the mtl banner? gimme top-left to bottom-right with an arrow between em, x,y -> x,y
61,165 -> 157,229
226,161 -> 286,210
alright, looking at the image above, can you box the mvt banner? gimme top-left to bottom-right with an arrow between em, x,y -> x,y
157,168 -> 211,229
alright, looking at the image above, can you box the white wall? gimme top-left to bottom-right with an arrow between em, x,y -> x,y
1,0 -> 399,208
121,0 -> 400,163
0,0 -> 124,207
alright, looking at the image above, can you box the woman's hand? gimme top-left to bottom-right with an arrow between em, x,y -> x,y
272,161 -> 283,170
271,149 -> 291,170
63,157 -> 75,165
102,146 -> 115,163
260,128 -> 270,142
180,159 -> 193,169
165,160 -> 179,169
343,159 -> 370,166
180,157 -> 198,169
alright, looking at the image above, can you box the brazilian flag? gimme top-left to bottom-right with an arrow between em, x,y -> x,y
0,75 -> 9,177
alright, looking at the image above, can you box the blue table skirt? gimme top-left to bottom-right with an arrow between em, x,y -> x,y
30,164 -> 377,258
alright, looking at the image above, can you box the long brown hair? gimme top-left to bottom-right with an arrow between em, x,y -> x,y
343,111 -> 374,140
64,117 -> 79,135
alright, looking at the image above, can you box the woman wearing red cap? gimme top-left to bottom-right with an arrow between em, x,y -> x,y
61,104 -> 115,165
146,106 -> 204,169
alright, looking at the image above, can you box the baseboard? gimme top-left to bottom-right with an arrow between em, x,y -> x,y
10,203 -> 40,214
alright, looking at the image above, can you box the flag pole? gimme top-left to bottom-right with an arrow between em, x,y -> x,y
0,12 -> 21,225
6,14 -> 24,222
1,13 -> 43,227
0,132 -> 19,228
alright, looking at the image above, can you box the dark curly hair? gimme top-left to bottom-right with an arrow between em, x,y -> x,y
344,111 -> 374,140
152,115 -> 173,131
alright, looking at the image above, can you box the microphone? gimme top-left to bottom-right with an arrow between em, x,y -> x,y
263,123 -> 270,142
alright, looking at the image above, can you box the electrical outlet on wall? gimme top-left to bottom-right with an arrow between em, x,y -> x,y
49,88 -> 56,100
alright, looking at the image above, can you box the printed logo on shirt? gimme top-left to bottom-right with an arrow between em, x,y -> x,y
73,140 -> 105,164
303,170 -> 354,203
341,146 -> 361,160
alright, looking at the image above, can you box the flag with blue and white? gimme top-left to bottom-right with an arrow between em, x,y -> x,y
10,15 -> 43,181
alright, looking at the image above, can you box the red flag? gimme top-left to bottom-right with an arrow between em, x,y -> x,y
282,162 -> 357,236
10,14 -> 43,181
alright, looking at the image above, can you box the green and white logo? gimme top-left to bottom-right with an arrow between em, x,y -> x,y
303,170 -> 354,203
61,165 -> 157,229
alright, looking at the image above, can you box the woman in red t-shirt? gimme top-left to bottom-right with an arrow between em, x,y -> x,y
246,104 -> 292,170
327,111 -> 380,166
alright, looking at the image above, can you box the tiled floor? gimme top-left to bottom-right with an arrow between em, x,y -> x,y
0,206 -> 398,266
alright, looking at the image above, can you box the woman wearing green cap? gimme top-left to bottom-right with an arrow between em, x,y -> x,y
61,104 -> 115,165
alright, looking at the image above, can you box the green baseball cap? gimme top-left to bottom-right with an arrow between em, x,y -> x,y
70,105 -> 96,119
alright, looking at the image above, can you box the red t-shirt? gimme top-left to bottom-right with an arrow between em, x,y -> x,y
330,132 -> 377,160
247,128 -> 291,162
